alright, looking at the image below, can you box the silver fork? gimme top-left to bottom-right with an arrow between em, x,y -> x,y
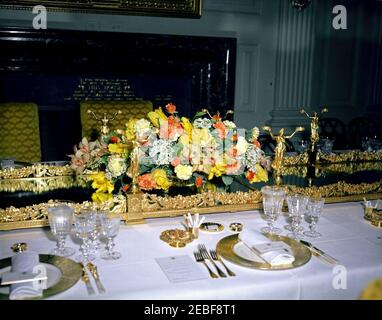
198,244 -> 227,278
209,249 -> 236,277
194,251 -> 218,279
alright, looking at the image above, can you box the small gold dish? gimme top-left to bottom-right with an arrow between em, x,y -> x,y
199,222 -> 224,233
229,223 -> 243,232
160,229 -> 194,248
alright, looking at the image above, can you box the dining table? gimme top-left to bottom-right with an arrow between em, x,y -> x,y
0,201 -> 381,300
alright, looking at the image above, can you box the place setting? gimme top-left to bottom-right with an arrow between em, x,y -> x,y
0,204 -> 124,299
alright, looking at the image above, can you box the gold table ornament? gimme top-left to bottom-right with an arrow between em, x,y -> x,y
300,107 -> 328,153
262,126 -> 305,186
199,222 -> 224,233
229,223 -> 243,232
160,229 -> 194,248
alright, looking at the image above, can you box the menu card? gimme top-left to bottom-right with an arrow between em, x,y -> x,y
156,255 -> 208,283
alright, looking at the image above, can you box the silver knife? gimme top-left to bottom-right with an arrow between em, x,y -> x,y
87,262 -> 106,294
300,240 -> 339,265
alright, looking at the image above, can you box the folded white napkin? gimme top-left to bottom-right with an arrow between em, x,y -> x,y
9,252 -> 43,300
238,229 -> 295,266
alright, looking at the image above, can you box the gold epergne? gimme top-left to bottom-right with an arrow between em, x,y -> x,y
87,109 -> 122,138
262,126 -> 305,186
300,107 -> 328,153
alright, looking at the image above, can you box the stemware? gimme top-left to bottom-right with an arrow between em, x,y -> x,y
74,213 -> 96,262
100,216 -> 122,260
260,186 -> 285,235
47,205 -> 75,257
304,197 -> 325,238
286,194 -> 309,239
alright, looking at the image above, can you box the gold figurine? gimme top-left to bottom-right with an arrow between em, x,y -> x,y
87,109 -> 122,138
300,107 -> 328,152
127,138 -> 142,194
262,126 -> 305,185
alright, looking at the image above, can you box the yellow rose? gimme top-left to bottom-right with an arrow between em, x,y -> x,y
91,172 -> 114,194
92,192 -> 113,203
255,164 -> 268,182
151,169 -> 172,190
174,164 -> 193,180
208,162 -> 227,180
125,119 -> 138,140
192,128 -> 212,147
108,143 -> 128,154
155,107 -> 168,121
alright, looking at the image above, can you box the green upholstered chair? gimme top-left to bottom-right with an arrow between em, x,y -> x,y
80,100 -> 153,139
0,103 -> 41,163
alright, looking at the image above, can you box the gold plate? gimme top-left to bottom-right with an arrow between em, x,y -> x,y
216,234 -> 311,270
0,254 -> 82,300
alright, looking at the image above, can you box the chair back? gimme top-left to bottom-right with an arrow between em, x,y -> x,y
348,117 -> 377,150
318,117 -> 347,150
80,100 -> 153,140
0,103 -> 41,163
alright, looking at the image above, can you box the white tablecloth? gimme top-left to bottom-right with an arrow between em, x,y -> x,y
1,202 -> 381,300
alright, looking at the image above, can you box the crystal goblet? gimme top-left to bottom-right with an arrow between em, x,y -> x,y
286,194 -> 309,239
304,197 -> 325,238
261,186 -> 285,235
100,216 -> 122,260
74,213 -> 96,262
47,205 -> 75,257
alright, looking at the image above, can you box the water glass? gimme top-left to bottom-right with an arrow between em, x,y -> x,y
304,197 -> 325,238
100,216 -> 122,260
47,205 -> 75,257
74,213 -> 96,262
261,186 -> 285,235
286,194 -> 309,239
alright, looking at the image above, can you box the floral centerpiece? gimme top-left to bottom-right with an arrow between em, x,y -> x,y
70,104 -> 270,203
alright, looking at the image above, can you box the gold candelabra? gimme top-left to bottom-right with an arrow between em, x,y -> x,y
87,109 -> 122,138
262,126 -> 305,186
300,107 -> 328,152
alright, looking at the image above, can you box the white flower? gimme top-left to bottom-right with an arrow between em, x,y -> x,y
223,120 -> 236,129
252,127 -> 260,140
106,155 -> 127,178
174,164 -> 193,180
245,145 -> 263,172
148,139 -> 175,165
135,119 -> 151,135
236,136 -> 248,155
193,118 -> 212,129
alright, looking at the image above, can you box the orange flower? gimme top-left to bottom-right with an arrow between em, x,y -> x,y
232,134 -> 238,142
252,139 -> 261,148
212,113 -> 222,122
138,174 -> 156,190
159,116 -> 184,140
195,176 -> 203,188
171,157 -> 181,167
227,146 -> 238,157
122,184 -> 130,193
226,160 -> 240,175
166,103 -> 177,114
213,121 -> 227,139
109,136 -> 120,144
246,170 -> 255,182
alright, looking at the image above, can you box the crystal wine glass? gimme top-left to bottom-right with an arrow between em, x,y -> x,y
261,186 -> 285,235
100,216 -> 122,260
47,205 -> 75,257
286,194 -> 309,239
74,213 -> 96,262
304,197 -> 325,238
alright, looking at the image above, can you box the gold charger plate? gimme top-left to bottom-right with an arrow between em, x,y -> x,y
216,234 -> 311,270
0,254 -> 82,300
